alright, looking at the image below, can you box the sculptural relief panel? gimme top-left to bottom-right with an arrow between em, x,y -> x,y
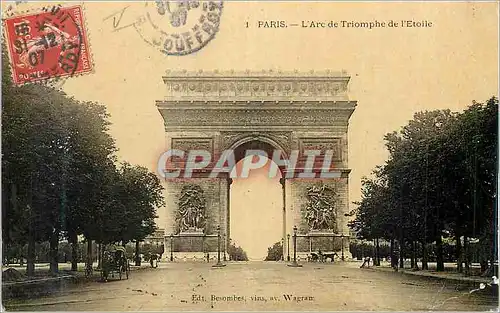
162,109 -> 345,128
171,138 -> 214,155
176,184 -> 206,233
299,138 -> 342,162
164,79 -> 349,98
303,183 -> 339,233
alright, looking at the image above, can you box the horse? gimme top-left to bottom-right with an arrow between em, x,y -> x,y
310,252 -> 320,262
323,253 -> 337,262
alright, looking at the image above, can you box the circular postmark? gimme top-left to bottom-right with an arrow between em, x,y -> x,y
3,4 -> 92,88
133,1 -> 223,56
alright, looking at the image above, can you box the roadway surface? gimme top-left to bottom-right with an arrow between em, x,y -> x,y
4,261 -> 498,311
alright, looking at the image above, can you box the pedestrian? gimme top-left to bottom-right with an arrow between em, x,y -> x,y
150,254 -> 158,268
360,256 -> 371,268
491,276 -> 499,296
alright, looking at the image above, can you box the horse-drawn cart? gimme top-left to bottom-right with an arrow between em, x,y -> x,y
101,246 -> 130,282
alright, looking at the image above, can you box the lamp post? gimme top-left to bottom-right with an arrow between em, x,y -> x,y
223,233 -> 227,262
212,225 -> 226,268
287,234 -> 291,261
170,234 -> 173,262
341,235 -> 345,261
287,226 -> 302,267
280,238 -> 284,261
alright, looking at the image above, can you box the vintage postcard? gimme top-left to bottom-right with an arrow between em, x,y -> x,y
1,1 -> 499,311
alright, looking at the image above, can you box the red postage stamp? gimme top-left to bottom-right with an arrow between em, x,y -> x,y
3,4 -> 93,85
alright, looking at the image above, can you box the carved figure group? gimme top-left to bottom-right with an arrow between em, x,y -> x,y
304,184 -> 337,231
177,184 -> 206,231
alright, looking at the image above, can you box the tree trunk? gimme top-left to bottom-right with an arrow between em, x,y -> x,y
421,241 -> 428,270
86,239 -> 93,270
480,260 -> 488,273
26,223 -> 35,276
413,241 -> 419,269
375,238 -> 380,266
490,241 -> 497,277
464,235 -> 470,276
100,244 -> 105,269
4,184 -> 16,255
399,240 -> 405,269
390,238 -> 396,268
410,240 -> 415,269
97,244 -> 101,269
2,186 -> 9,266
49,228 -> 59,275
26,185 -> 35,277
456,234 -> 463,273
135,240 -> 141,266
70,232 -> 78,271
436,232 -> 445,271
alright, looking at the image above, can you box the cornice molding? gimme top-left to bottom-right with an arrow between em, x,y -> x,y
163,69 -> 350,79
156,100 -> 357,110
160,70 -> 353,101
163,125 -> 348,131
160,109 -> 351,129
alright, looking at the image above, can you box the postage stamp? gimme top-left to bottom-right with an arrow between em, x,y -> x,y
133,1 -> 223,56
3,4 -> 93,86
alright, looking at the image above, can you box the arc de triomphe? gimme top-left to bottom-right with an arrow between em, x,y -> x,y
157,70 -> 356,261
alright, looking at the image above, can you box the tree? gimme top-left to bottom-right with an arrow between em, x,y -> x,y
114,163 -> 164,266
61,100 -> 117,271
227,242 -> 248,261
349,173 -> 395,266
384,110 -> 455,271
3,44 -> 117,275
2,80 -> 78,275
350,99 -> 497,273
264,241 -> 283,261
449,98 -> 498,274
116,163 -> 163,244
2,44 -> 167,276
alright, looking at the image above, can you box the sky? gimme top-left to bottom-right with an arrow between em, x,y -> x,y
6,1 -> 498,256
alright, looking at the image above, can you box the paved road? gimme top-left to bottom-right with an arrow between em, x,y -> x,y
4,261 -> 498,311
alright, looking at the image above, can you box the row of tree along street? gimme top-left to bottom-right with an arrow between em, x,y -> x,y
2,241 -> 165,267
349,98 -> 498,275
2,49 -> 165,276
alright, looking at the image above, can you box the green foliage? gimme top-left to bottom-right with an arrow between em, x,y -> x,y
3,241 -> 91,265
227,241 -> 248,261
1,50 -> 164,273
349,98 -> 498,270
105,163 -> 164,244
264,241 -> 283,261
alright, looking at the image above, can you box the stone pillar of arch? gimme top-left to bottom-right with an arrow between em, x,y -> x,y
157,70 -> 357,261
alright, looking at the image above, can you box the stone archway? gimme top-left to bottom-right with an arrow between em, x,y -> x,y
156,70 -> 356,261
